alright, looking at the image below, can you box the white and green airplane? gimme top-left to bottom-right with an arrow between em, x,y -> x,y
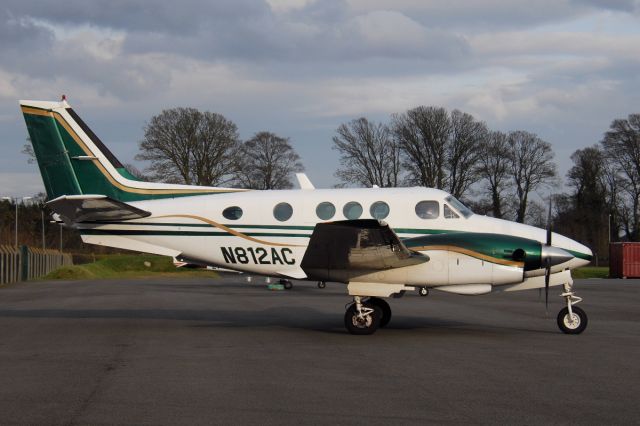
20,99 -> 593,335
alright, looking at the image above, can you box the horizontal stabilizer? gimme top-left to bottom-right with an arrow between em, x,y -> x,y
301,219 -> 428,280
47,195 -> 151,224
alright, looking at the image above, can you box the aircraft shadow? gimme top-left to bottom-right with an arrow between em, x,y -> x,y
0,306 -> 551,335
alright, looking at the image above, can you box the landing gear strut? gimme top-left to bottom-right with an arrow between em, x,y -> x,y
557,282 -> 587,334
367,297 -> 391,328
344,296 -> 383,335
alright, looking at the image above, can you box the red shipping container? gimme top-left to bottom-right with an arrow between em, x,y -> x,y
609,242 -> 640,278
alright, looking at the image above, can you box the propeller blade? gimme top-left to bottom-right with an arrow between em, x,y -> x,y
546,197 -> 553,246
544,196 -> 554,313
544,260 -> 550,311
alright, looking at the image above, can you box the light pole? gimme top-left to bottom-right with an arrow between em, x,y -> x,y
2,196 -> 32,247
41,209 -> 45,250
1,197 -> 10,244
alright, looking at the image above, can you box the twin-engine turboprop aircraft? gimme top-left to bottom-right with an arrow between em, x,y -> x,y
20,99 -> 593,335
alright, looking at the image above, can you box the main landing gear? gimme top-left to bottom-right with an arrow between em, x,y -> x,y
557,282 -> 588,334
344,296 -> 391,335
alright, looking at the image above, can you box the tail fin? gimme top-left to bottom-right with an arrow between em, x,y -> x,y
20,100 -> 241,202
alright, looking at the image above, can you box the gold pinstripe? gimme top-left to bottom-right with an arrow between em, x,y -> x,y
410,245 -> 525,267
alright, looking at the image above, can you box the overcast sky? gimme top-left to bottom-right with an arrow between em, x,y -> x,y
1,0 -> 639,195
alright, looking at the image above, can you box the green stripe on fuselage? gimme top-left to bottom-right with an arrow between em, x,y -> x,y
80,229 -> 311,238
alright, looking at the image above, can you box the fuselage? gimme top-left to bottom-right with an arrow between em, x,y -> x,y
78,186 -> 592,290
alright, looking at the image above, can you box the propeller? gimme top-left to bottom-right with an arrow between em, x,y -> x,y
539,195 -> 576,313
544,196 -> 553,312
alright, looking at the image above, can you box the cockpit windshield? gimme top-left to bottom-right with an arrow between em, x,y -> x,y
444,195 -> 473,218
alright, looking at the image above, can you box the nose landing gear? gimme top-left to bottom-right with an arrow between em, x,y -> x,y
557,283 -> 588,334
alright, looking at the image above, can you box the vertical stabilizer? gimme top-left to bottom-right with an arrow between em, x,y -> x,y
19,99 -> 243,202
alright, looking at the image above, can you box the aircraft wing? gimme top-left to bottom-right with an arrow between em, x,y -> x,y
301,219 -> 428,280
47,194 -> 151,224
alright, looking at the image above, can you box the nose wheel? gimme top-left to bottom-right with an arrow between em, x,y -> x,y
557,306 -> 587,334
557,283 -> 587,334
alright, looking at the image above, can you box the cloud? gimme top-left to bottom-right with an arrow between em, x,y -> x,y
1,0 -> 639,189
266,0 -> 318,14
576,0 -> 640,12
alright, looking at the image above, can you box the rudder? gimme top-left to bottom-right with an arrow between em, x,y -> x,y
21,101 -> 83,199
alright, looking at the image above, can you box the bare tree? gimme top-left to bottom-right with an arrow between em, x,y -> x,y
392,106 -> 487,199
476,131 -> 510,218
392,106 -> 449,189
601,157 -> 624,241
558,146 -> 609,255
447,110 -> 489,198
234,132 -> 304,189
136,107 -> 239,186
601,113 -> 640,240
123,163 -> 148,181
332,118 -> 401,187
508,131 -> 557,223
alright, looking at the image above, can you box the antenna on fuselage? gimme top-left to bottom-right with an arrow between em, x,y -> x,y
296,173 -> 315,190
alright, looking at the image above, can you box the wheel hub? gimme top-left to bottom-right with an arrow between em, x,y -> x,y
563,313 -> 580,329
352,313 -> 372,328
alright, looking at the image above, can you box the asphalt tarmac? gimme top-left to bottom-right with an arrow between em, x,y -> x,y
0,275 -> 639,425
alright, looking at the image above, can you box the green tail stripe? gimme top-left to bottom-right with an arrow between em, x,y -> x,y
24,112 -> 82,198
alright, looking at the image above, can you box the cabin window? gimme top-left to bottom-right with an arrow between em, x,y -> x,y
370,201 -> 390,220
343,201 -> 363,220
222,206 -> 243,220
316,202 -> 336,220
273,202 -> 293,221
415,201 -> 439,219
444,204 -> 460,219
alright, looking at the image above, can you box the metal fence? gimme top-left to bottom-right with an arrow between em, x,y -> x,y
0,245 -> 73,284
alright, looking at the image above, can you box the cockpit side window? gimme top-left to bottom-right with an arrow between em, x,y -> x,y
444,195 -> 473,218
444,204 -> 460,219
415,200 -> 439,219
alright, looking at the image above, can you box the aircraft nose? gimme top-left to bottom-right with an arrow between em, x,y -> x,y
547,233 -> 592,268
570,240 -> 593,267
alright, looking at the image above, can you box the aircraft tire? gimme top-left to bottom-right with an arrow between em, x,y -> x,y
419,287 -> 429,297
344,304 -> 381,335
280,279 -> 293,290
317,281 -> 326,289
557,306 -> 587,334
367,297 -> 391,328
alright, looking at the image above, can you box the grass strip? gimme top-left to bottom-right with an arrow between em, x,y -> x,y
43,254 -> 219,280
